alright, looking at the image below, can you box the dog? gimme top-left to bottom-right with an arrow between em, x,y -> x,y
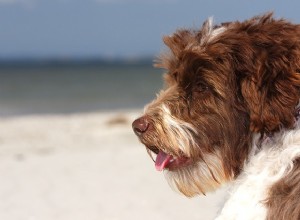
132,13 -> 300,220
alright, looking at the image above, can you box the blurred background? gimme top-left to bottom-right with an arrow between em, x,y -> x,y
1,0 -> 300,116
0,1 -> 300,220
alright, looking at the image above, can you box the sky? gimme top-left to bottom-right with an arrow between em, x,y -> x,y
1,0 -> 300,59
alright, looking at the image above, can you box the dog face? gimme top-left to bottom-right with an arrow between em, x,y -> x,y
132,14 -> 300,197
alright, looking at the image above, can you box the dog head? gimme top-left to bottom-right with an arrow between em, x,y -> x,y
132,13 -> 300,197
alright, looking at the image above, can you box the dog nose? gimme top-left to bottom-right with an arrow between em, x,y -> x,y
132,116 -> 150,136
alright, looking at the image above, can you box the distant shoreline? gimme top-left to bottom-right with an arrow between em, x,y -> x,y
0,61 -> 162,117
0,57 -> 155,68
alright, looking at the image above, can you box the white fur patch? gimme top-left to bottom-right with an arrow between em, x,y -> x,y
161,104 -> 198,156
165,151 -> 227,197
209,26 -> 226,41
186,17 -> 227,52
201,17 -> 227,45
157,104 -> 229,197
216,126 -> 300,220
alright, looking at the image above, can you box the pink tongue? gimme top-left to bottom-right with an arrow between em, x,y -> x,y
155,150 -> 172,171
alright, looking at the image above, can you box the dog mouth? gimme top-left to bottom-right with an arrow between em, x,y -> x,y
146,146 -> 192,171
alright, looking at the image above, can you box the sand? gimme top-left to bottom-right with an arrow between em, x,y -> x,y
0,110 -> 227,220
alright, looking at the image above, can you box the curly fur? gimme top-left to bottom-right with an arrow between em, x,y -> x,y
133,13 -> 300,219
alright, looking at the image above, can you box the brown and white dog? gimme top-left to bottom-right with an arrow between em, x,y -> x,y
132,13 -> 300,220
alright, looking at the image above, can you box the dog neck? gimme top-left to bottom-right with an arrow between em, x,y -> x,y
216,116 -> 300,219
257,104 -> 300,148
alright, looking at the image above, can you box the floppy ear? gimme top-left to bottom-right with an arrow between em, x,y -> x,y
231,13 -> 300,134
240,61 -> 300,133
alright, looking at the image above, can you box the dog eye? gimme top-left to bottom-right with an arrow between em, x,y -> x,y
196,81 -> 209,92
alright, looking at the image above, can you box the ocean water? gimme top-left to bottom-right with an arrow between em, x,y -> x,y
0,61 -> 164,116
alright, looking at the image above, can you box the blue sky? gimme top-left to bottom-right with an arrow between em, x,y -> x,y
1,0 -> 300,59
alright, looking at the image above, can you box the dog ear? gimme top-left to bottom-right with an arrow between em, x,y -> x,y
240,61 -> 300,133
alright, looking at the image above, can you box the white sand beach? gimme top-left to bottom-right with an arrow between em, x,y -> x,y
0,110 -> 226,220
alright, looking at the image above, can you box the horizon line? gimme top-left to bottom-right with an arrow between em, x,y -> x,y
0,56 -> 157,67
